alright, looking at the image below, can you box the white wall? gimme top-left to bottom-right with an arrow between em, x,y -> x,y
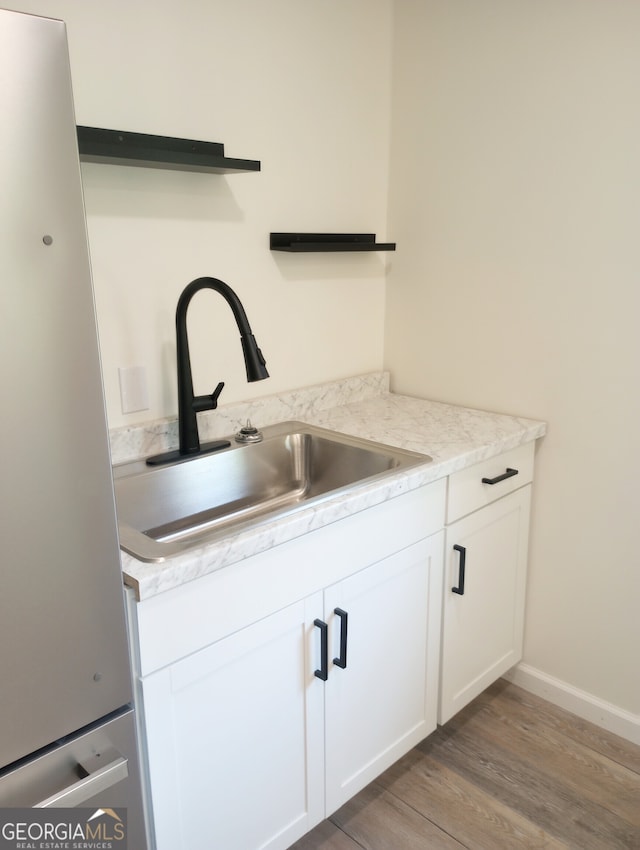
11,0 -> 393,427
386,0 -> 640,721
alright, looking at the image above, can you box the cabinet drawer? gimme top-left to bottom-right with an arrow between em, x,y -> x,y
447,442 -> 534,523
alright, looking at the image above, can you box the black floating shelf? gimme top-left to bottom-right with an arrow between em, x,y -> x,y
270,233 -> 396,253
76,126 -> 261,174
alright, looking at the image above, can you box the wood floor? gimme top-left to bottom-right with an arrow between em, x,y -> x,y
291,679 -> 640,850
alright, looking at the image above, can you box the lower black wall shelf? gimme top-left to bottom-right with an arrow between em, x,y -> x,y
270,233 -> 396,252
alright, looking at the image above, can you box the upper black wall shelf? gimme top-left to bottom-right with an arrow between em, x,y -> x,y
270,233 -> 396,252
76,126 -> 261,174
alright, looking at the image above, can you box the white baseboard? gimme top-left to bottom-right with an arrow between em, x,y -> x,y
504,663 -> 640,746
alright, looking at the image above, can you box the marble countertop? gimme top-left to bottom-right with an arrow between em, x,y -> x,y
116,375 -> 545,601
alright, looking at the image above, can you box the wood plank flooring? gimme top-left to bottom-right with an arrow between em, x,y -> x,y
291,680 -> 640,850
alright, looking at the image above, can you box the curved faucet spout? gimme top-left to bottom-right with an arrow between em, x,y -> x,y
175,277 -> 269,457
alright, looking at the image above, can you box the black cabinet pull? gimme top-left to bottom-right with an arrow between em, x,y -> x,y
481,467 -> 519,485
452,544 -> 466,595
333,608 -> 348,669
314,618 -> 328,681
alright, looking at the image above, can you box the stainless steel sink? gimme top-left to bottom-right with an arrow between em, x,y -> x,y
113,421 -> 430,562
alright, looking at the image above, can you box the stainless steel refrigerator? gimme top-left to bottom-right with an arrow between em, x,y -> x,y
0,9 -> 147,847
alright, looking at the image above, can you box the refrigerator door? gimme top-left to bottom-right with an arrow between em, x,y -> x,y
0,708 -> 148,850
0,9 -> 132,768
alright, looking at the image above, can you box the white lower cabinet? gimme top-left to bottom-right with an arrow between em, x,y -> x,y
323,532 -> 443,815
439,443 -> 534,724
131,447 -> 539,849
142,534 -> 443,850
135,484 -> 446,850
142,595 -> 325,850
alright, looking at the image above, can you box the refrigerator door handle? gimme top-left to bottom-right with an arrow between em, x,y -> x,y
34,752 -> 129,808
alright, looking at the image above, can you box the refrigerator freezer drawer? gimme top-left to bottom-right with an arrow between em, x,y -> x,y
0,707 -> 148,849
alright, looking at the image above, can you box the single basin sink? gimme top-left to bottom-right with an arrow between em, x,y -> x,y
113,420 -> 430,562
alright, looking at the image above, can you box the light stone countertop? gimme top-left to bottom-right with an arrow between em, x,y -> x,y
115,374 -> 546,601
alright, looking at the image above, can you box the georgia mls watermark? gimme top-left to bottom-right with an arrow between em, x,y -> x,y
0,808 -> 127,850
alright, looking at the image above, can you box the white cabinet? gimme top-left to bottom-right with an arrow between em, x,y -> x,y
439,443 -> 534,724
142,534 -> 443,850
141,595 -> 325,850
128,437 -> 539,848
132,482 -> 446,850
323,533 -> 443,814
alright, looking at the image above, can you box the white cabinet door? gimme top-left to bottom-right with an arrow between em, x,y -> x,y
439,486 -> 531,724
324,534 -> 443,814
142,594 -> 325,850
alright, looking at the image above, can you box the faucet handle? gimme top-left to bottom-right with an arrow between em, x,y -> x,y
192,381 -> 225,413
211,381 -> 225,406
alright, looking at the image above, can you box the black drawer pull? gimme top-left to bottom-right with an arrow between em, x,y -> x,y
481,467 -> 519,485
333,608 -> 348,669
452,544 -> 466,595
314,619 -> 328,681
